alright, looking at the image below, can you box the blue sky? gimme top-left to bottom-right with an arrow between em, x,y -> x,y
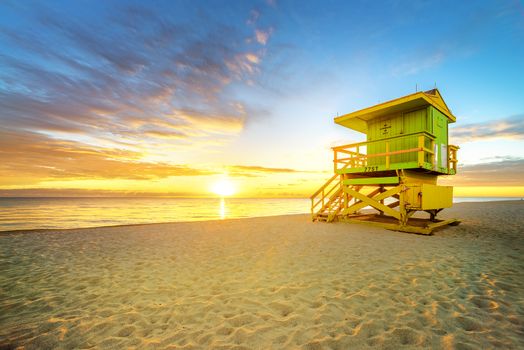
0,0 -> 523,196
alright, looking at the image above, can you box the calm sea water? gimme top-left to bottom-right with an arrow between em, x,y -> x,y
0,197 -> 519,232
0,197 -> 310,232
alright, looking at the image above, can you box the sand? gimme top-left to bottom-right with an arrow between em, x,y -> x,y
1,200 -> 523,349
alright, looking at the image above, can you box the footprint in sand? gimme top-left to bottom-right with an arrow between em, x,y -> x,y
268,301 -> 294,317
390,327 -> 421,346
455,316 -> 483,332
227,314 -> 256,327
116,325 -> 135,337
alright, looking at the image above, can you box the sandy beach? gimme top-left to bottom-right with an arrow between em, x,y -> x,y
1,200 -> 523,349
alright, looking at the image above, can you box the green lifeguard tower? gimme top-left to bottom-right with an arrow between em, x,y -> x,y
310,89 -> 460,234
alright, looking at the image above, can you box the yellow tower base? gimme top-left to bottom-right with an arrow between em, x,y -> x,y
311,170 -> 460,235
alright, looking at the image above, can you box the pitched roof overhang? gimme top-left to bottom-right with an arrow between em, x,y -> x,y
334,89 -> 456,133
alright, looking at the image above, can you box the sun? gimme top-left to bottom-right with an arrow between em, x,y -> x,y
211,178 -> 236,197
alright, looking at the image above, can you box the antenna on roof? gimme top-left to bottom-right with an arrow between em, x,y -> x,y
415,83 -> 418,92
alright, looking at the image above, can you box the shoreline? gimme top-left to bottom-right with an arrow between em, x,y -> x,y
0,199 -> 521,235
0,213 -> 310,235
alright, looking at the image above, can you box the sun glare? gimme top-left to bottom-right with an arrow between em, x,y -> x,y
211,178 -> 236,197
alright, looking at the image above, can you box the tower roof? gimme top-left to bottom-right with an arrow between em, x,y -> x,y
334,89 -> 456,133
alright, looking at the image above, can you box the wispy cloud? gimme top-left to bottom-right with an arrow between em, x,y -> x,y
255,28 -> 273,45
441,158 -> 524,186
0,188 -> 202,198
0,129 -> 215,185
0,2 -> 272,162
0,127 -> 314,186
225,165 -> 323,178
391,52 -> 445,77
450,115 -> 524,143
0,2 -> 279,186
228,165 -> 299,175
247,9 -> 261,25
389,1 -> 520,77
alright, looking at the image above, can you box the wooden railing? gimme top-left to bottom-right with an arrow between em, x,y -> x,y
448,145 -> 459,173
310,173 -> 342,220
332,132 -> 436,172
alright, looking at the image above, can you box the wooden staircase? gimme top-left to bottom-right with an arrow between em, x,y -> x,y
311,173 -> 355,222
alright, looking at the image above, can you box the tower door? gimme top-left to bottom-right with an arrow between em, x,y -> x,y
432,109 -> 448,171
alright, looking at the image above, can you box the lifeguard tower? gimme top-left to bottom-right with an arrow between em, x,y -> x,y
310,89 -> 460,234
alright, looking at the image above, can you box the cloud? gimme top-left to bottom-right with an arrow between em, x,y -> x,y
389,1 -> 520,78
391,52 -> 445,76
228,165 -> 299,175
0,2 -> 281,187
177,109 -> 245,134
0,188 -> 200,198
245,53 -> 261,64
440,158 -> 524,186
0,129 -> 215,185
450,115 -> 524,143
225,165 -> 323,177
255,28 -> 273,45
0,2 -> 271,164
141,130 -> 188,140
247,9 -> 260,25
0,127 -> 316,186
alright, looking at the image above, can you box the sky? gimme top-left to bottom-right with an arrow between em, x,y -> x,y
0,0 -> 523,198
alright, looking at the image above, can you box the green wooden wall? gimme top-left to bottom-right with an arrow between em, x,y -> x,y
366,106 -> 448,170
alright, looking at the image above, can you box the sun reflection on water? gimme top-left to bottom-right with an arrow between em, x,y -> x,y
219,198 -> 228,219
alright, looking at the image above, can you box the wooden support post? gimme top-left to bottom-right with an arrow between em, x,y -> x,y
447,147 -> 454,172
379,185 -> 384,215
399,185 -> 407,226
430,139 -> 435,168
417,135 -> 424,167
452,149 -> 455,171
453,148 -> 457,172
333,150 -> 337,173
343,175 -> 349,211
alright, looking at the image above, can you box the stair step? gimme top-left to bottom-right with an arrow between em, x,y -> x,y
311,173 -> 348,222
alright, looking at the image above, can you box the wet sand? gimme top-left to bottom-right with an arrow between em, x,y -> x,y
1,201 -> 523,349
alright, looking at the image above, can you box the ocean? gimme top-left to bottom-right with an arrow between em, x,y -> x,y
0,197 -> 310,232
0,197 -> 519,232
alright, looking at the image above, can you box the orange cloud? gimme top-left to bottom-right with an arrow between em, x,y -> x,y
142,130 -> 188,139
0,188 -> 200,198
440,158 -> 524,186
0,4 -> 271,168
0,130 -> 215,186
178,110 -> 245,135
450,115 -> 524,144
255,28 -> 273,45
245,53 -> 261,64
228,165 -> 299,175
